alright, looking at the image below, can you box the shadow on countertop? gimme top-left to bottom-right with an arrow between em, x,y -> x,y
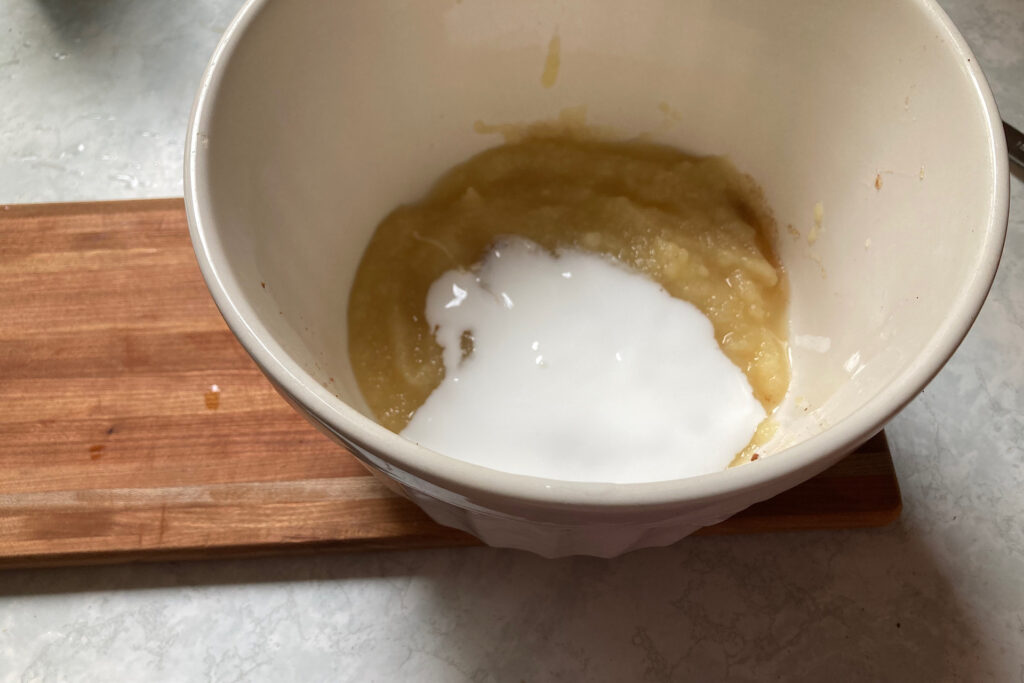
32,0 -> 138,38
0,521 -> 997,681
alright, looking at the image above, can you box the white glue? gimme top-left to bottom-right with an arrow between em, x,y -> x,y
400,237 -> 765,483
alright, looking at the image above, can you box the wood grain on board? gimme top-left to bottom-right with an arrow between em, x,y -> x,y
0,200 -> 901,569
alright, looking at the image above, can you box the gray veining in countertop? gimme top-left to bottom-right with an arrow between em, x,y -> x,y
1,1 -> 1022,681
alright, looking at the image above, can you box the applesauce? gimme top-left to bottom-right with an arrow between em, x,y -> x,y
348,137 -> 789,465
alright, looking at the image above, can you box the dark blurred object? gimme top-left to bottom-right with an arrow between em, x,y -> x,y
1006,120 -> 1024,169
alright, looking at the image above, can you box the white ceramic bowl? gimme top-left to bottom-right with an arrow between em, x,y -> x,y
185,0 -> 1008,557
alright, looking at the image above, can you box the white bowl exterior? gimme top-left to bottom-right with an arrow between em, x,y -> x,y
186,0 -> 1008,556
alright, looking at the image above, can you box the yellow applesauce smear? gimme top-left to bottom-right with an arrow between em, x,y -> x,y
347,137 -> 790,466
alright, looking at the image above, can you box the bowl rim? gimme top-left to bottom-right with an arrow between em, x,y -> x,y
184,0 -> 1009,514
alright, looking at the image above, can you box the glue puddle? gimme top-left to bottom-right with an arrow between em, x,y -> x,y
400,237 -> 764,483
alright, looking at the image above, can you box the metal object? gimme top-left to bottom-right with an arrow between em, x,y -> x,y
1006,120 -> 1024,169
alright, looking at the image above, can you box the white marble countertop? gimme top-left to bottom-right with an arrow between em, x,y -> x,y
1,1 -> 1022,681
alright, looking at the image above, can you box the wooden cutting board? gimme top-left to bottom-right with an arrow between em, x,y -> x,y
0,199 -> 901,569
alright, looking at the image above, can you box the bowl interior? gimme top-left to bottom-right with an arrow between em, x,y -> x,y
193,0 -> 1003,471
